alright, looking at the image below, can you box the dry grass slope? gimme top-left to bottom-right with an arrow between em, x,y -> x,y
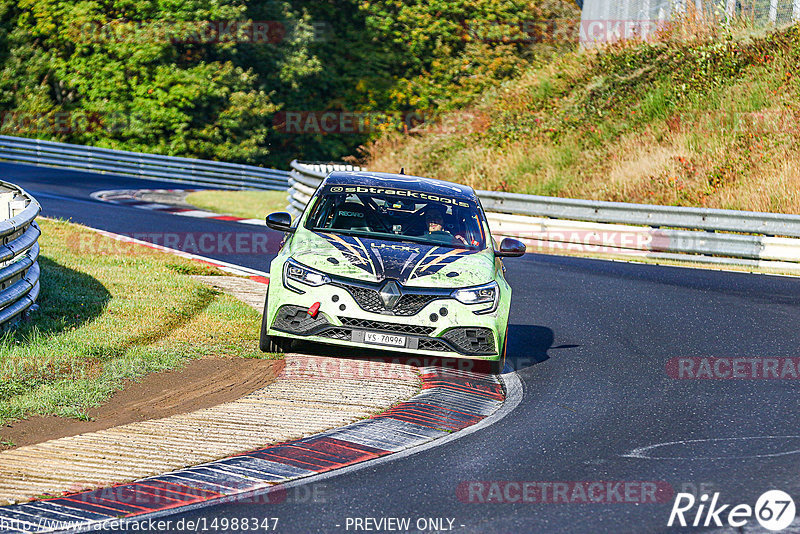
367,18 -> 800,214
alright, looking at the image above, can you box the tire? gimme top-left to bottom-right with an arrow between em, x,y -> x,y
490,328 -> 508,375
259,292 -> 290,353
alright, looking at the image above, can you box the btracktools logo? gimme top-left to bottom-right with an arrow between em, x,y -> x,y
327,185 -> 472,208
668,490 -> 796,530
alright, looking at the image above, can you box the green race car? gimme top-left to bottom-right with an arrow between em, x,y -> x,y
260,171 -> 525,373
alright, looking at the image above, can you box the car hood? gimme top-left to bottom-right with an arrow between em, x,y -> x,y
289,229 -> 495,288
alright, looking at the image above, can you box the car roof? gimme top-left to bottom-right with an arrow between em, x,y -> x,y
323,171 -> 479,203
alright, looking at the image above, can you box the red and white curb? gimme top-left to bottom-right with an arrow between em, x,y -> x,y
0,369 -> 505,533
90,190 -> 268,226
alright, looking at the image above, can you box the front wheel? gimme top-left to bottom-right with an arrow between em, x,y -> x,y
261,333 -> 290,353
489,328 -> 508,374
260,293 -> 290,353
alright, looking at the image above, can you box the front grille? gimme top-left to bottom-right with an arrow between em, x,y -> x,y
318,328 -> 351,340
417,338 -> 450,352
344,285 -> 384,314
339,317 -> 435,336
395,294 -> 438,315
272,305 -> 330,335
332,281 -> 442,316
441,327 -> 496,355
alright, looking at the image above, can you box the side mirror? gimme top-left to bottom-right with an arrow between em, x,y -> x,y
495,237 -> 526,257
265,212 -> 294,233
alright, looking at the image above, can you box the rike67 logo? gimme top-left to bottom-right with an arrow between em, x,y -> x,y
669,490 -> 796,531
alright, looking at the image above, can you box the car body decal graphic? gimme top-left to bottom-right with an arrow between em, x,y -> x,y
410,247 -> 472,280
315,232 -> 476,283
319,233 -> 375,275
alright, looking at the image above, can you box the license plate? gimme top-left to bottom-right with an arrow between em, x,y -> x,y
364,331 -> 406,347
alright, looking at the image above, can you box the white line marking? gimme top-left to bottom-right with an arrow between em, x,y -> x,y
91,188 -> 272,226
136,203 -> 174,210
174,210 -> 220,218
623,435 -> 800,460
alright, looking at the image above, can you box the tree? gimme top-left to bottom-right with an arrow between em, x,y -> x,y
0,0 -> 275,163
0,0 -> 580,166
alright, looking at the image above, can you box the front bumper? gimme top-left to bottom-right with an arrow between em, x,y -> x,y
271,305 -> 497,358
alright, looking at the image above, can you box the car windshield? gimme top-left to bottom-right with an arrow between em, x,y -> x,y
304,185 -> 487,250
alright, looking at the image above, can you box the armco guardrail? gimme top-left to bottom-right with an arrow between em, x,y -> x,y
288,160 -> 800,272
0,181 -> 40,328
0,135 -> 289,191
477,191 -> 800,238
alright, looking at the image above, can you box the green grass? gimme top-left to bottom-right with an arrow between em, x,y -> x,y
185,190 -> 289,220
641,83 -> 673,122
0,218 -> 276,427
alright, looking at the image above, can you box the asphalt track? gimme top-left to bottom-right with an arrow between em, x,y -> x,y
6,161 -> 800,533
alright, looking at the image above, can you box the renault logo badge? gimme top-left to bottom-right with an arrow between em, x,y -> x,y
379,281 -> 402,309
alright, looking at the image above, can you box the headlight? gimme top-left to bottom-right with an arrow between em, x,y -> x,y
452,281 -> 499,314
283,259 -> 330,293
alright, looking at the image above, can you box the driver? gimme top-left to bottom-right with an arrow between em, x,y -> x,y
424,206 -> 468,245
425,208 -> 445,234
